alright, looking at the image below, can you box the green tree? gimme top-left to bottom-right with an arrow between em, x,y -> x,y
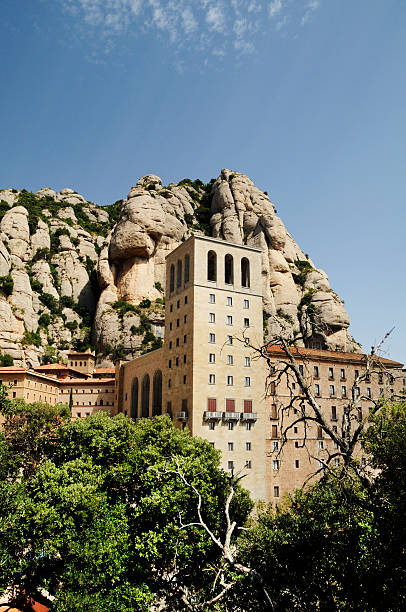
0,412 -> 252,610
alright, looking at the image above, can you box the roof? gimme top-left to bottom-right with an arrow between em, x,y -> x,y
59,378 -> 115,386
67,351 -> 96,358
94,367 -> 115,375
0,367 -> 62,384
266,345 -> 404,368
32,364 -> 90,378
165,234 -> 262,259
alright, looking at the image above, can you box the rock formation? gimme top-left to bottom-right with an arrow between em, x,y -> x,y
0,170 -> 359,367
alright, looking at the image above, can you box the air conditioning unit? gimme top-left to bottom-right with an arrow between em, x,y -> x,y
176,411 -> 188,421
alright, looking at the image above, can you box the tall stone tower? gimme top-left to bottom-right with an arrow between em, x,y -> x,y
164,235 -> 267,500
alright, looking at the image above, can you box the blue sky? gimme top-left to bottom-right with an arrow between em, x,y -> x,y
1,0 -> 405,362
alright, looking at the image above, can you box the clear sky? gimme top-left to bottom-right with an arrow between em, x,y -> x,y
1,0 -> 405,362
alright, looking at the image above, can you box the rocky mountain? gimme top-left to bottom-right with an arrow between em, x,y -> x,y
0,170 -> 359,367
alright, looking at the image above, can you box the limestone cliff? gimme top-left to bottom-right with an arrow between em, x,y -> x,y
0,170 -> 359,366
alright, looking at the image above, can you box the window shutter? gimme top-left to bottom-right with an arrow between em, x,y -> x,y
207,398 -> 217,412
271,425 -> 278,439
244,399 -> 252,413
226,399 -> 235,412
182,399 -> 188,411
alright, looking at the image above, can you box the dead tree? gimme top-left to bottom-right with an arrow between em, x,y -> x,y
248,318 -> 401,490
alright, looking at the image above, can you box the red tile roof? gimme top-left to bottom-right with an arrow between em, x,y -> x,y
266,345 -> 404,367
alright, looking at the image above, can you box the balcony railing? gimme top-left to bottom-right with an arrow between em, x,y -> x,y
176,411 -> 188,421
241,412 -> 258,421
203,411 -> 223,421
223,411 -> 241,421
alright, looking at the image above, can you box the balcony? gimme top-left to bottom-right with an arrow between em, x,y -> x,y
176,411 -> 188,421
241,412 -> 258,421
203,411 -> 223,421
223,412 -> 241,421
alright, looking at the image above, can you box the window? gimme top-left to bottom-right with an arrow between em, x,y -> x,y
330,385 -> 335,397
246,442 -> 251,451
271,425 -> 278,439
209,312 -> 216,323
367,387 -> 371,398
243,299 -> 249,309
318,440 -> 324,449
228,442 -> 234,451
273,486 -> 279,498
209,353 -> 216,363
226,335 -> 233,345
244,318 -> 249,328
329,367 -> 334,379
360,440 -> 365,449
226,399 -> 235,412
227,376 -> 234,386
355,369 -> 359,379
273,460 -> 279,470
130,377 -> 139,419
246,422 -> 252,431
228,422 -> 234,430
340,368 -> 345,380
341,385 -> 347,397
141,374 -> 150,418
315,383 -> 320,396
228,461 -> 234,470
244,337 -> 250,345
272,440 -> 278,450
209,422 -> 215,430
270,381 -> 276,395
314,366 -> 319,378
184,295 -> 188,305
331,405 -> 337,420
169,341 -> 172,349
169,322 -> 173,331
227,354 -> 233,365
244,357 -> 250,367
317,426 -> 323,439
183,355 -> 187,364
294,426 -> 298,434
355,386 -> 360,398
184,315 -> 187,323
241,257 -> 250,287
244,377 -> 251,387
271,404 -> 277,419
176,338 -> 180,347
225,254 -> 234,284
209,374 -> 216,385
295,441 -> 299,448
209,333 -> 215,343
207,251 -> 217,281
246,460 -> 252,469
207,398 -> 217,412
226,296 -> 232,306
332,425 -> 337,433
184,254 -> 190,283
168,379 -> 172,388
152,370 -> 162,416
299,364 -> 304,376
183,335 -> 187,344
244,399 -> 253,413
176,319 -> 180,328
183,375 -> 187,384
170,264 -> 175,292
226,315 -> 233,325
334,458 -> 339,466
209,293 -> 215,304
378,373 -> 383,384
295,460 -> 300,468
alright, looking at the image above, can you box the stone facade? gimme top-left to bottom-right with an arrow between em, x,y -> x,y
116,235 -> 405,503
265,347 -> 405,500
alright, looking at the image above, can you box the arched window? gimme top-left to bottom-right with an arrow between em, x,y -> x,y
130,377 -> 138,419
225,254 -> 234,285
152,370 -> 162,416
184,254 -> 190,283
207,251 -> 217,281
177,259 -> 182,288
241,257 -> 250,288
170,264 -> 175,293
141,374 -> 150,418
